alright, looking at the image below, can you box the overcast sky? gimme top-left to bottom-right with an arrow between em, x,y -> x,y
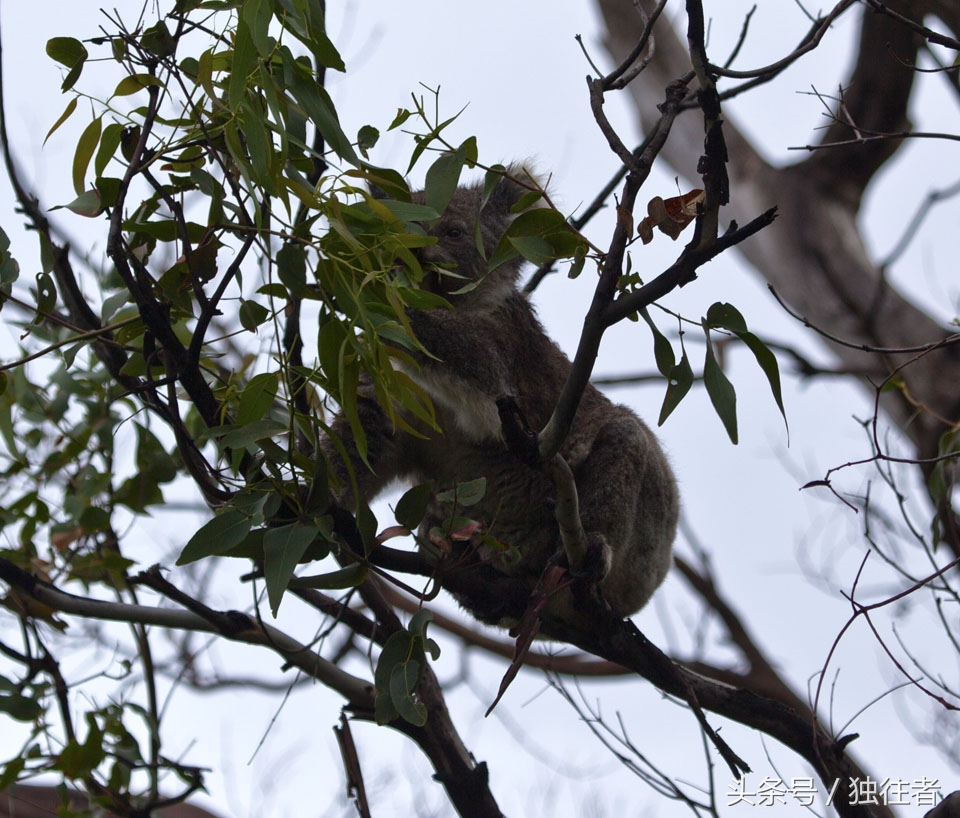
0,2 -> 957,817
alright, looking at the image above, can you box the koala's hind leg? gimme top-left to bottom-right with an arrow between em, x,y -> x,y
570,414 -> 677,617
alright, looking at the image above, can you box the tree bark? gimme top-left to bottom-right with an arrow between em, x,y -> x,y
595,1 -> 960,465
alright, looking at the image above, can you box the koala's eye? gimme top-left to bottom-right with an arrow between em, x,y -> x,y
443,225 -> 465,239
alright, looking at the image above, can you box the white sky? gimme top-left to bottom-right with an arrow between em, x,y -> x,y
0,2 -> 958,817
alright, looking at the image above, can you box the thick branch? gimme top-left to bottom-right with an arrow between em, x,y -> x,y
0,557 -> 373,704
596,0 -> 960,494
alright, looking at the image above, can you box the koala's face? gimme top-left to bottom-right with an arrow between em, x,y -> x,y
411,177 -> 523,310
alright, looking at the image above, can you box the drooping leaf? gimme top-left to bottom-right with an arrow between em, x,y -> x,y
73,116 -> 102,195
94,123 -> 124,178
641,309 -> 676,377
658,350 -> 693,426
704,301 -> 749,334
357,125 -> 379,158
263,522 -> 321,615
739,331 -> 788,434
44,97 -> 77,145
394,482 -> 434,530
46,37 -> 87,91
705,302 -> 787,434
177,510 -> 254,565
277,241 -> 307,295
424,146 -> 468,215
702,325 -> 738,444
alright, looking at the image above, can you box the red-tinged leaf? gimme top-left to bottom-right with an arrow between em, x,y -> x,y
638,189 -> 704,244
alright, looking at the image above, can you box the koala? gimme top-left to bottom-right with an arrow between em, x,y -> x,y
321,167 -> 678,628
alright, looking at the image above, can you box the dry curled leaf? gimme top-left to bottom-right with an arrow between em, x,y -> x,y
638,188 -> 705,244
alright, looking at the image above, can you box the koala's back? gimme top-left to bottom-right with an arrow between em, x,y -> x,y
398,292 -> 677,624
325,168 -> 678,628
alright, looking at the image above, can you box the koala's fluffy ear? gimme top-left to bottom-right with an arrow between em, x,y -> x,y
485,163 -> 547,218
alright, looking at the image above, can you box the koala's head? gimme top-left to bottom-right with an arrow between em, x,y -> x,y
411,166 -> 541,311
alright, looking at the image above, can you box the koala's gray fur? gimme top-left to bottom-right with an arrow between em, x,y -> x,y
322,168 -> 678,627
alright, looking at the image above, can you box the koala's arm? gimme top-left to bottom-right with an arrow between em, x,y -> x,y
404,306 -> 523,443
320,379 -> 407,509
406,307 -> 515,399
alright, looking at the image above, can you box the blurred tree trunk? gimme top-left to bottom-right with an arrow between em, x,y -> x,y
595,0 -> 960,548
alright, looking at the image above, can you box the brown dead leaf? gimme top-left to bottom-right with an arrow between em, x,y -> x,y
638,189 -> 705,244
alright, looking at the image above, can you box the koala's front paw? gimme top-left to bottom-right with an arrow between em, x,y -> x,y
568,533 -> 613,582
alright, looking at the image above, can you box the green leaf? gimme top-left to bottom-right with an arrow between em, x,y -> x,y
357,501 -> 377,555
357,125 -> 379,158
705,301 -> 749,334
424,146 -> 467,215
44,97 -> 77,145
641,309 -> 675,377
277,241 -> 307,295
289,563 -> 368,590
237,371 -> 279,426
658,350 -> 693,426
46,37 -> 87,91
135,425 -> 178,483
388,108 -> 411,130
488,208 -> 583,272
0,693 -> 42,722
93,122 -> 123,177
0,226 -> 19,301
73,116 -> 102,195
212,419 -> 288,449
390,660 -> 426,726
139,21 -> 176,59
239,299 -> 270,332
60,189 -> 103,217
394,482 -> 434,530
111,73 -> 163,98
263,523 -> 321,615
241,0 -> 274,56
374,629 -> 427,726
288,60 -> 358,165
177,510 -> 254,565
34,272 -> 57,318
702,326 -> 738,444
408,609 -> 440,659
435,477 -> 486,508
507,235 -> 553,267
739,331 -> 788,434
56,716 -> 105,778
0,756 -> 26,791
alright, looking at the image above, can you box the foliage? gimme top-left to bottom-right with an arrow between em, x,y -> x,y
3,1 -> 954,817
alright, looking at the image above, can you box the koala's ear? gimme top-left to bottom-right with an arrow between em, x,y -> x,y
360,167 -> 411,202
483,163 -> 547,217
